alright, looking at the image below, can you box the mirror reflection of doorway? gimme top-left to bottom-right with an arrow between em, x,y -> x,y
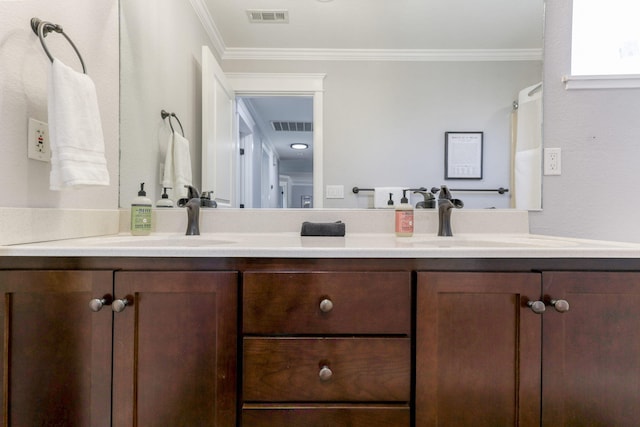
237,96 -> 313,208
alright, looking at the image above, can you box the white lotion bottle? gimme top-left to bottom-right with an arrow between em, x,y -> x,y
395,189 -> 414,237
131,182 -> 152,235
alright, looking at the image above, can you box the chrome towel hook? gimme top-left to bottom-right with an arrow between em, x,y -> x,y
30,17 -> 87,74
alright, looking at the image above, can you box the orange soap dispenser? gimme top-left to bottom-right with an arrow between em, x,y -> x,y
395,189 -> 414,237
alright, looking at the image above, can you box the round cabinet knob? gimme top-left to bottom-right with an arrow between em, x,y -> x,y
112,298 -> 131,313
319,365 -> 333,381
527,300 -> 546,314
550,299 -> 570,313
319,298 -> 334,313
89,297 -> 110,312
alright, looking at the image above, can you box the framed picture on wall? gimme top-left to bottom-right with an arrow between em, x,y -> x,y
444,131 -> 483,179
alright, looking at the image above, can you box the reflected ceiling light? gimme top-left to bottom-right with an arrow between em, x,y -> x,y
290,143 -> 309,150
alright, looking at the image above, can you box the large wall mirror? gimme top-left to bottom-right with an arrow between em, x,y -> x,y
120,0 -> 544,210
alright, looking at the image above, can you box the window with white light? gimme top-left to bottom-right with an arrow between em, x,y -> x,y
572,0 -> 640,76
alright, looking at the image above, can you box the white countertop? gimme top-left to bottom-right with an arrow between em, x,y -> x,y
3,232 -> 640,258
2,208 -> 639,258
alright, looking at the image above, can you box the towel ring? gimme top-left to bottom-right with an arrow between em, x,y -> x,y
30,17 -> 87,74
161,110 -> 185,137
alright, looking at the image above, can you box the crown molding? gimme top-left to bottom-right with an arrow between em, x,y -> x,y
222,48 -> 543,62
188,1 -> 541,63
189,0 -> 226,59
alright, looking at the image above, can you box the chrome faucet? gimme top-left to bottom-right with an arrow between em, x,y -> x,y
437,185 -> 464,237
177,185 -> 201,235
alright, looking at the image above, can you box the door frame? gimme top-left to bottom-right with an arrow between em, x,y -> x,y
226,73 -> 325,208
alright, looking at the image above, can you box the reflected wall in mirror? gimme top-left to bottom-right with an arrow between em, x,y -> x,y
120,0 -> 544,209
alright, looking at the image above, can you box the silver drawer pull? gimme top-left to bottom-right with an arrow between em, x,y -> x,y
112,297 -> 132,313
549,299 -> 570,313
319,298 -> 334,313
319,365 -> 333,381
527,300 -> 546,314
89,296 -> 111,312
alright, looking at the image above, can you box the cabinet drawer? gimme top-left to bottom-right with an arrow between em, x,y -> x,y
243,272 -> 411,334
243,337 -> 410,402
242,404 -> 409,426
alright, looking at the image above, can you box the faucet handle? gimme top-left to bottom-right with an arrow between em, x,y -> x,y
184,185 -> 200,199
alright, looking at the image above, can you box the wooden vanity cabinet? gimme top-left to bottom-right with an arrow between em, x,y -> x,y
0,270 -> 113,426
5,259 -> 640,427
416,271 -> 640,427
241,271 -> 412,426
415,272 -> 542,427
0,269 -> 237,427
541,272 -> 640,426
112,271 -> 238,427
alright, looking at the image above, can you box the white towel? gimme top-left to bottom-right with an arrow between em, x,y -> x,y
513,82 -> 542,210
374,187 -> 406,209
162,131 -> 193,199
514,148 -> 542,210
48,58 -> 109,190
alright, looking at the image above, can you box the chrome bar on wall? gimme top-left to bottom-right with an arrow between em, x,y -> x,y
353,187 -> 509,195
30,17 -> 87,74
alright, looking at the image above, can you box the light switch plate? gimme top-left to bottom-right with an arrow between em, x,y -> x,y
27,118 -> 51,162
326,185 -> 344,199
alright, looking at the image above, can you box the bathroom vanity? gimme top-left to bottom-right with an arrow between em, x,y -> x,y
1,210 -> 640,426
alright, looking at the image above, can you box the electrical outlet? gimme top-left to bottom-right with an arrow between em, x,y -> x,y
27,118 -> 50,162
326,185 -> 344,199
544,147 -> 561,175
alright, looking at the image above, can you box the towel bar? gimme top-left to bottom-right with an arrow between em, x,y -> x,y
30,18 -> 86,74
430,187 -> 509,195
161,110 -> 185,137
353,186 -> 509,195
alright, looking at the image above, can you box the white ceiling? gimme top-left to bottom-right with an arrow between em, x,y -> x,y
203,0 -> 544,56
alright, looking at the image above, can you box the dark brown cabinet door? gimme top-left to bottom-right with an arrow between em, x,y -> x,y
112,271 -> 237,427
0,270 -> 113,427
416,272 -> 542,427
542,272 -> 640,426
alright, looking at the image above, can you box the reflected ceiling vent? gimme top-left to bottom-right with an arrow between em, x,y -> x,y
271,121 -> 313,132
247,10 -> 289,23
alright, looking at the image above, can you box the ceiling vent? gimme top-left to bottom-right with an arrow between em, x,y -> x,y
271,121 -> 313,132
247,10 -> 289,23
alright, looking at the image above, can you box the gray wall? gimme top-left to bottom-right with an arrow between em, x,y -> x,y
223,59 -> 542,209
0,0 -> 119,208
529,0 -> 640,242
119,0 -> 215,206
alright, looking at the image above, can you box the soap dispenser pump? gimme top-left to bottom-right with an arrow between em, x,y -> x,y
387,193 -> 394,207
395,189 -> 414,237
131,182 -> 152,235
156,187 -> 174,208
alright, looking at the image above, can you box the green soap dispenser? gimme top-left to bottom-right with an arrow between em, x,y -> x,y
131,182 -> 152,235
